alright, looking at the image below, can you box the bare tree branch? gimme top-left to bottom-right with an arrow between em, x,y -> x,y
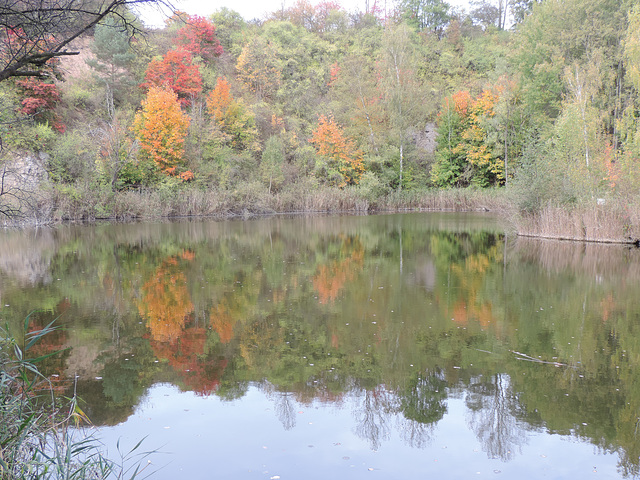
0,0 -> 174,82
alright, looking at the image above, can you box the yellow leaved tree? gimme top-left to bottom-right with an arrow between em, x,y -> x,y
133,86 -> 192,178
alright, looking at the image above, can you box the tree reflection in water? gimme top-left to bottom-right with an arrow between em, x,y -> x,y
274,391 -> 297,430
465,373 -> 526,461
353,386 -> 392,450
397,369 -> 447,448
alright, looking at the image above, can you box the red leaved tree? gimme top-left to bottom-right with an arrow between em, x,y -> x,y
175,15 -> 223,61
16,78 -> 65,132
140,49 -> 202,106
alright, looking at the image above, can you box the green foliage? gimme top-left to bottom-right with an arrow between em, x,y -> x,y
431,99 -> 467,187
2,0 -> 638,220
116,157 -> 161,189
49,129 -> 98,184
4,122 -> 58,153
210,8 -> 249,59
397,0 -> 451,37
354,171 -> 387,204
260,135 -> 286,193
199,145 -> 258,189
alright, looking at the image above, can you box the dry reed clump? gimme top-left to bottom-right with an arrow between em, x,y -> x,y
512,201 -> 640,244
379,189 -> 509,212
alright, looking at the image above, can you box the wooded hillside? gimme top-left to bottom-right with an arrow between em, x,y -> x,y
1,0 -> 639,233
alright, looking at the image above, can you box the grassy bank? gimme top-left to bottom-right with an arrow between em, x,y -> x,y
5,176 -> 640,247
39,181 -> 511,222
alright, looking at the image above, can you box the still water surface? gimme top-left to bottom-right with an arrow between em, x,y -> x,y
1,213 -> 640,479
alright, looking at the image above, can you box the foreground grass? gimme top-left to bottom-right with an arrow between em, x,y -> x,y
0,317 -> 152,479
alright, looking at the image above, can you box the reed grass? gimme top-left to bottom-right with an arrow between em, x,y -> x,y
511,200 -> 640,245
0,314 -> 154,479
44,181 -> 510,223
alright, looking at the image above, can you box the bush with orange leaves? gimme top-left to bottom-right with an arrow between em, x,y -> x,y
310,115 -> 365,188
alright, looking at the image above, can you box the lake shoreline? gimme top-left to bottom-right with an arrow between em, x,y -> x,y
4,185 -> 640,246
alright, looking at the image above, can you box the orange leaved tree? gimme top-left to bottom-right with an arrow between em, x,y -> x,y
206,76 -> 233,122
206,76 -> 259,151
431,88 -> 504,187
310,115 -> 364,187
134,86 -> 191,175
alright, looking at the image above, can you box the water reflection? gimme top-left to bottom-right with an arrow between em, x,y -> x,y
1,214 -> 640,477
466,373 -> 524,461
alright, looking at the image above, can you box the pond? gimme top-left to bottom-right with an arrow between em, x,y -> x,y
1,213 -> 640,479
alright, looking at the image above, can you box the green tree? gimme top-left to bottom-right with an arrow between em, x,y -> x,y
397,0 -> 451,37
260,135 -> 286,193
379,23 -> 424,191
87,20 -> 137,113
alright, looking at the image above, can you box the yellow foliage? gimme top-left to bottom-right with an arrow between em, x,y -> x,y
133,86 -> 191,174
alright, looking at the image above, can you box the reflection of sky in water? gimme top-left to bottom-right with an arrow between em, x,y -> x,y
97,383 -> 621,479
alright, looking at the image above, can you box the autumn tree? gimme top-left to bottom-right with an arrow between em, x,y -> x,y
175,15 -> 223,61
138,255 -> 194,344
15,78 -> 64,131
312,236 -> 364,303
140,49 -> 202,106
431,88 -> 505,187
134,86 -> 191,175
311,115 -> 365,187
206,76 -> 259,151
206,76 -> 233,122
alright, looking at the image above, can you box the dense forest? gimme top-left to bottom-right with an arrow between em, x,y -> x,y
1,0 -> 640,239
